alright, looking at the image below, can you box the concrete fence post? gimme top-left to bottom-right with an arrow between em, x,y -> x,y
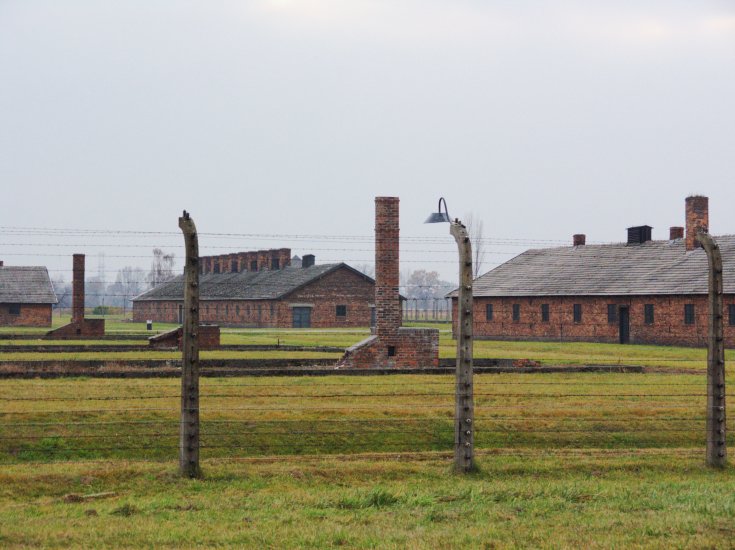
179,210 -> 202,478
698,231 -> 726,468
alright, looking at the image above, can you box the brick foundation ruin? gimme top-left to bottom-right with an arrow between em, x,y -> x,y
148,324 -> 221,350
338,197 -> 439,368
45,254 -> 105,339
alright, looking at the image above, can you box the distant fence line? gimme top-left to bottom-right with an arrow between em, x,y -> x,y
401,297 -> 453,322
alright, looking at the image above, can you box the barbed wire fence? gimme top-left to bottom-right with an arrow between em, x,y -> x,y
0,223 -> 730,471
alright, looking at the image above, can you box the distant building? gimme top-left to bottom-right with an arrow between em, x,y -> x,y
0,263 -> 58,327
132,252 -> 376,328
451,196 -> 735,347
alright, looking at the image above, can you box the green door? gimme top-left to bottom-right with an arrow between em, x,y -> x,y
292,307 -> 311,328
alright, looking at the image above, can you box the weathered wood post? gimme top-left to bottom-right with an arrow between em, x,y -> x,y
450,220 -> 475,473
698,231 -> 726,468
179,210 -> 202,478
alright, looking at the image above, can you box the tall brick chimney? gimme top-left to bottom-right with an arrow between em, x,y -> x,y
669,226 -> 684,240
375,197 -> 400,341
573,234 -> 586,246
685,195 -> 708,251
72,254 -> 85,324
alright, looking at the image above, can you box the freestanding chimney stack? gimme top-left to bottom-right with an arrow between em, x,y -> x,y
685,195 -> 709,251
72,254 -> 85,324
573,234 -> 586,246
375,197 -> 400,341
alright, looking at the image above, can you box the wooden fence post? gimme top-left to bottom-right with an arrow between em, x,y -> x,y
698,231 -> 726,468
179,210 -> 202,478
450,220 -> 475,473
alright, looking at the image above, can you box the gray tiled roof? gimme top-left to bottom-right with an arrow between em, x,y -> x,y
459,235 -> 735,298
0,267 -> 58,304
133,263 -> 372,302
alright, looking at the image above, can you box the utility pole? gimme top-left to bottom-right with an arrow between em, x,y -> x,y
698,231 -> 726,468
179,211 -> 201,478
450,220 -> 475,473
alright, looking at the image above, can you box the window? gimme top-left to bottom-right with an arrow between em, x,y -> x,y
541,304 -> 549,322
607,304 -> 618,324
387,346 -> 396,357
250,260 -> 258,272
730,304 -> 735,327
8,303 -> 20,315
512,304 -> 520,322
684,304 -> 695,325
271,258 -> 280,270
644,304 -> 654,325
231,260 -> 238,273
336,305 -> 347,317
213,264 -> 220,274
485,304 -> 493,321
573,304 -> 582,323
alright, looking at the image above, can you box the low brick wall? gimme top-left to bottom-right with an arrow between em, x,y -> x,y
45,318 -> 105,340
338,327 -> 440,369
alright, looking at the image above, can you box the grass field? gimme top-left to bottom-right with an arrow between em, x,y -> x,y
2,451 -> 734,547
2,318 -> 735,547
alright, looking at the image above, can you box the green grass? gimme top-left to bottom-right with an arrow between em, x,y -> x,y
1,372 -> 735,546
1,452 -> 734,548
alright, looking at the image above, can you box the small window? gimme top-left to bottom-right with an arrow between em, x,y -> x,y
644,304 -> 654,325
336,305 -> 347,317
213,264 -> 220,274
485,304 -> 493,321
541,304 -> 549,323
250,260 -> 258,272
231,260 -> 238,273
730,304 -> 735,327
271,258 -> 280,270
236,305 -> 240,315
684,304 -> 695,325
607,304 -> 617,324
387,346 -> 396,357
573,304 -> 582,323
8,303 -> 20,315
512,304 -> 520,322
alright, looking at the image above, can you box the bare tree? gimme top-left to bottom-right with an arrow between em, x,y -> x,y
108,266 -> 146,315
146,248 -> 176,288
464,212 -> 487,278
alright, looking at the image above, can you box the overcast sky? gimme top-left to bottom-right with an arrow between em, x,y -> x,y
1,1 -> 733,282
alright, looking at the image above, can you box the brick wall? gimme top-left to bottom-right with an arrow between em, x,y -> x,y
0,303 -> 52,327
149,325 -> 220,350
454,294 -> 735,347
132,266 -> 375,328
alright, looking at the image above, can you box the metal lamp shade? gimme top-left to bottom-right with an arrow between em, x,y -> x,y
424,211 -> 451,224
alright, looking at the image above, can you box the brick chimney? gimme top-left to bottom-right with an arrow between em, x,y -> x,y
375,197 -> 400,341
669,226 -> 684,240
685,195 -> 708,251
0,261 -> 4,267
302,254 -> 315,268
72,254 -> 85,324
573,234 -> 586,246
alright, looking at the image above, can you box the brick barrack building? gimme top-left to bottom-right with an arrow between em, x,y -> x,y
0,262 -> 57,327
452,196 -> 735,347
132,250 -> 376,328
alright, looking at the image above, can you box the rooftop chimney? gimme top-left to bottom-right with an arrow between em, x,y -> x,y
302,254 -> 315,268
72,254 -> 85,324
573,234 -> 586,246
685,195 -> 708,251
0,261 -> 3,267
669,226 -> 684,240
627,225 -> 652,245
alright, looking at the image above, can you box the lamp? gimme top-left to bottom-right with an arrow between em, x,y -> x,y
424,197 -> 451,224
